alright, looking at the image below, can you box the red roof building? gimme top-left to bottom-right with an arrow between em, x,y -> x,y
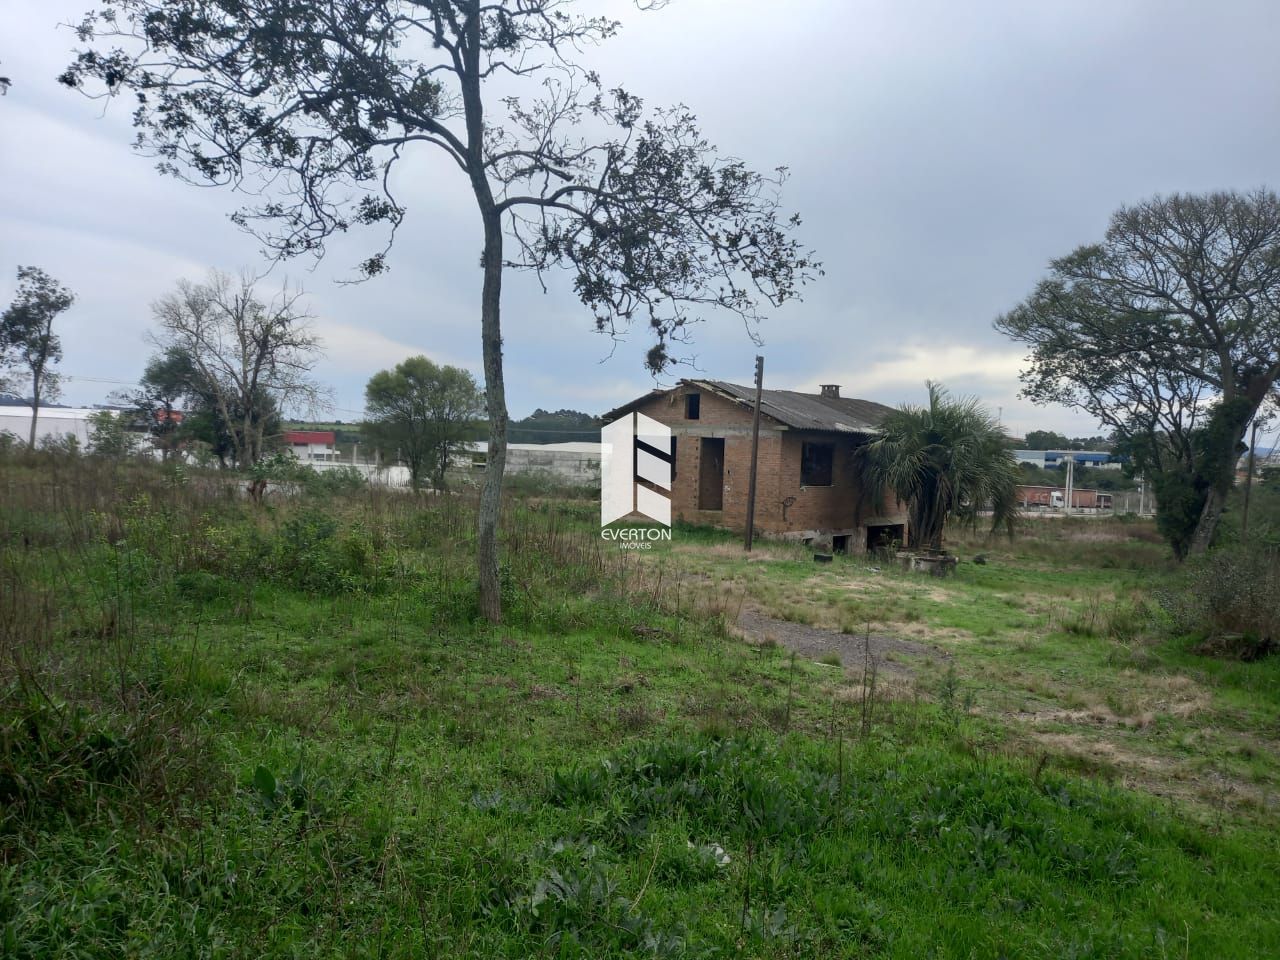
284,430 -> 338,462
284,430 -> 336,445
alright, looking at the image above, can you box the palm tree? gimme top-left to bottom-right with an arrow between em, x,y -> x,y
856,382 -> 1020,552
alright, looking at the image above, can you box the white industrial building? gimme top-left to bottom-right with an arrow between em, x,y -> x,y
283,429 -> 341,461
0,406 -> 101,447
460,441 -> 600,486
306,441 -> 600,490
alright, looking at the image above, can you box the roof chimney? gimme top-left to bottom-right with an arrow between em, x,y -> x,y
819,384 -> 840,398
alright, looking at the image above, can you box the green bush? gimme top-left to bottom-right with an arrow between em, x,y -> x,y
298,465 -> 367,496
268,510 -> 390,594
36,434 -> 80,456
187,508 -> 393,597
1217,479 -> 1280,548
500,469 -> 596,500
1159,544 -> 1280,658
87,411 -> 138,459
0,691 -> 215,839
0,699 -> 136,831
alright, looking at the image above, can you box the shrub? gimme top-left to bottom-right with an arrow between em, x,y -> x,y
0,689 -> 216,840
193,508 -> 393,597
500,469 -> 596,500
37,433 -> 80,456
298,465 -> 367,496
269,510 -> 392,594
1159,545 -> 1280,659
87,411 -> 138,459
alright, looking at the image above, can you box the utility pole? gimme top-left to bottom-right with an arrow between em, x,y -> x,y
1242,418 -> 1260,544
1064,455 -> 1074,516
744,355 -> 764,551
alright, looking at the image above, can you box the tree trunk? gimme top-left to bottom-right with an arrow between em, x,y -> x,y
242,410 -> 256,467
477,210 -> 507,623
1187,485 -> 1227,556
459,0 -> 507,623
433,449 -> 449,493
214,393 -> 240,468
27,386 -> 39,448
1186,378 -> 1272,557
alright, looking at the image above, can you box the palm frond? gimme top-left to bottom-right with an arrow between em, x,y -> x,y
854,382 -> 1020,549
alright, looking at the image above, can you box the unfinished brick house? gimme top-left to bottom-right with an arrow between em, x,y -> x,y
606,380 -> 909,552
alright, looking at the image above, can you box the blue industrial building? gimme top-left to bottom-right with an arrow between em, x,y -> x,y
1013,449 -> 1125,471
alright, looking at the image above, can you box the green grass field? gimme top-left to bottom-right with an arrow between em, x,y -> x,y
659,519 -> 1280,823
1,454 -> 1277,957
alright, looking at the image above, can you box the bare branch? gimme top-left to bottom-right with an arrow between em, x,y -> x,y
150,269 -> 327,467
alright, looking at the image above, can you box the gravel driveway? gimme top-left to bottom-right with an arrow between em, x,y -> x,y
735,606 -> 950,677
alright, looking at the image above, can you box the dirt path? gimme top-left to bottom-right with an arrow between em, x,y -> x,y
735,606 -> 950,677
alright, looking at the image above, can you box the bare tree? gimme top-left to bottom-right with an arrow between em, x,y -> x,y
151,270 -> 326,469
1,266 -> 75,446
997,189 -> 1280,557
61,0 -> 818,622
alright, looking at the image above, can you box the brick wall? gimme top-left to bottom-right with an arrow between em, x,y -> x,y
632,385 -> 908,544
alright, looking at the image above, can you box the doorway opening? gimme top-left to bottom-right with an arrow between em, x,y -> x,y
698,438 -> 724,511
866,524 -> 905,553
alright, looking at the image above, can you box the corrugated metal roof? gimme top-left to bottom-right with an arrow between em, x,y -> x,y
285,430 -> 335,445
695,381 -> 894,433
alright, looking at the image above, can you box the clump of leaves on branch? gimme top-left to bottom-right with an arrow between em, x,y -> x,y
61,0 -> 819,622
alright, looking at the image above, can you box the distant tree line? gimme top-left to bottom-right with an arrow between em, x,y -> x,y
1,256 -> 603,476
358,361 -> 601,489
289,408 -> 602,453
508,409 -> 601,444
1020,430 -> 1113,451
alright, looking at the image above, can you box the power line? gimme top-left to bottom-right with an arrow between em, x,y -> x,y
61,374 -> 144,387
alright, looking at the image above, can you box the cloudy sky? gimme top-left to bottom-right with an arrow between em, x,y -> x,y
3,0 -> 1278,435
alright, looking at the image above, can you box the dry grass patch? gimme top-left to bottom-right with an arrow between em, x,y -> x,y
1023,729 -> 1277,818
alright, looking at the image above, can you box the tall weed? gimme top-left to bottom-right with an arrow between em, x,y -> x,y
1159,544 -> 1280,659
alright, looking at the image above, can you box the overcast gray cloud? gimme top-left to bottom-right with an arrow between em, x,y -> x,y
3,0 -> 1278,435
